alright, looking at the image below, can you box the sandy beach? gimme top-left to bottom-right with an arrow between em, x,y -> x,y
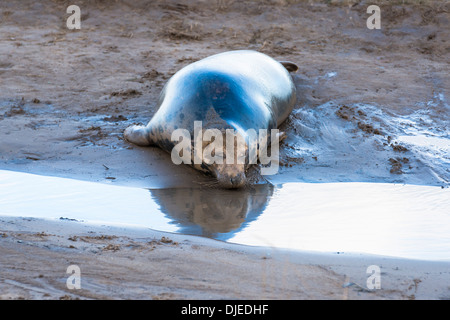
1,0 -> 449,300
1,216 -> 449,300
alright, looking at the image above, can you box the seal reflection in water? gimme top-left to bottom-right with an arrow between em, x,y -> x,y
124,50 -> 298,188
149,184 -> 274,239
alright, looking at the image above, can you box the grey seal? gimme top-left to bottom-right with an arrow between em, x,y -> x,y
124,50 -> 297,188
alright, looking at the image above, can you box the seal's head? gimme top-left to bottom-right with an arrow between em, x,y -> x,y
198,128 -> 248,189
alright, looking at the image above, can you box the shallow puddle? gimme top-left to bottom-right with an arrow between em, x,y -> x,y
0,170 -> 449,261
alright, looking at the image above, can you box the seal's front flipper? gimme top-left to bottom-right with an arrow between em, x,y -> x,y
124,125 -> 153,146
279,61 -> 298,73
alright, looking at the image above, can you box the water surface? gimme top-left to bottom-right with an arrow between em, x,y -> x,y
1,170 -> 449,260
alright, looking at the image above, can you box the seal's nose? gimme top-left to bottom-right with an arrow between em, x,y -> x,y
215,167 -> 246,189
229,173 -> 245,188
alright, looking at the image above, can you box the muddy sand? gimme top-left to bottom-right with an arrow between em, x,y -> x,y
1,0 -> 449,299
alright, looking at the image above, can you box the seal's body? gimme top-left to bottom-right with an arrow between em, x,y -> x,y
124,50 -> 297,188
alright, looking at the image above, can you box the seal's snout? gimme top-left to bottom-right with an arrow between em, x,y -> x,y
217,171 -> 246,189
230,172 -> 246,188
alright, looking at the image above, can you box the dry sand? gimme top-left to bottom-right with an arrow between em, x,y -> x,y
1,0 -> 449,300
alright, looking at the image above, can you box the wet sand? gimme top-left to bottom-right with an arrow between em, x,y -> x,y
1,0 -> 448,188
1,216 -> 450,300
1,0 -> 449,299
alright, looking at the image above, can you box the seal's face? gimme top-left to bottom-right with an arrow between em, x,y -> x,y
199,129 -> 248,189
